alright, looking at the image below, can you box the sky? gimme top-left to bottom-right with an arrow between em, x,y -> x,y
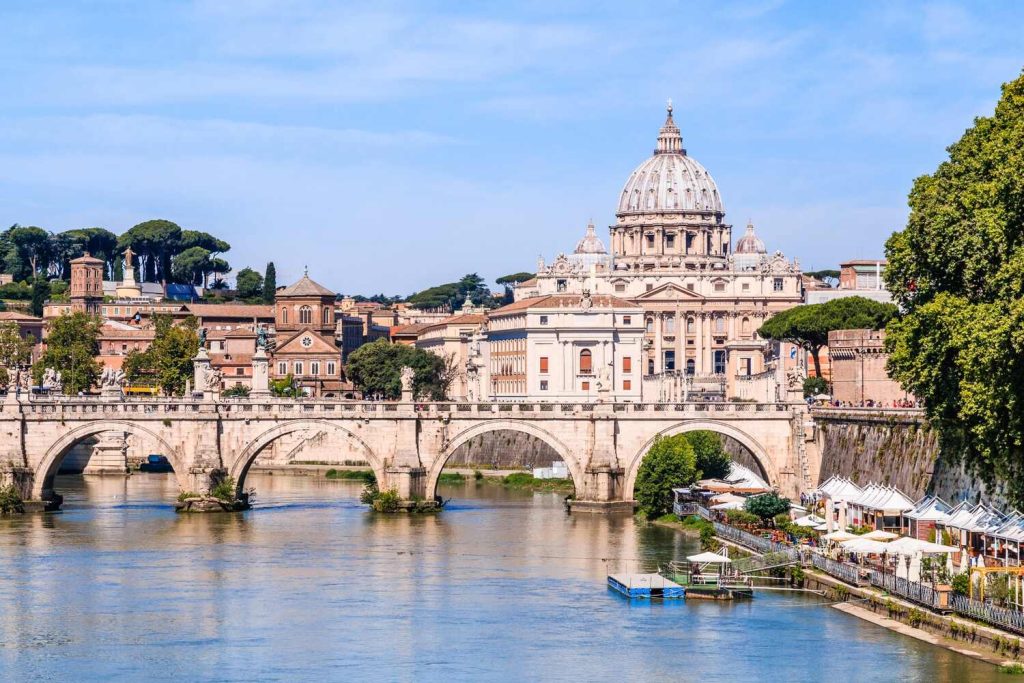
1,1 -> 1022,296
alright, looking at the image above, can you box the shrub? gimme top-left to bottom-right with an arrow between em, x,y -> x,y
0,484 -> 24,514
325,469 -> 375,482
744,492 -> 791,524
438,472 -> 466,484
210,476 -> 236,502
474,470 -> 484,481
634,434 -> 698,518
222,384 -> 250,398
371,488 -> 401,513
502,472 -> 535,486
359,480 -> 380,505
724,509 -> 759,526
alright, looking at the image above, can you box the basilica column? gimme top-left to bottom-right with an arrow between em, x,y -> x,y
694,311 -> 703,375
704,313 -> 714,374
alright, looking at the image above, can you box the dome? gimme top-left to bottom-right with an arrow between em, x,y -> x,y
735,221 -> 766,254
617,103 -> 724,216
574,222 -> 607,255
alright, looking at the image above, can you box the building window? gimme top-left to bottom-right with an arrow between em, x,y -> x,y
742,283 -> 750,291
539,357 -> 549,374
327,361 -> 336,375
323,308 -> 332,325
713,350 -> 727,374
664,350 -> 675,371
540,380 -> 548,391
294,361 -> 304,375
623,357 -> 632,373
623,379 -> 631,391
646,283 -> 653,292
235,368 -> 244,376
556,279 -> 567,292
714,282 -> 725,292
623,315 -> 631,325
646,318 -> 654,333
646,233 -> 655,246
311,362 -> 320,375
686,317 -> 695,334
615,283 -> 626,293
579,349 -> 592,374
741,317 -> 750,334
647,358 -> 655,375
582,381 -> 590,391
686,359 -> 695,375
665,233 -> 675,249
299,306 -> 312,324
277,362 -> 286,374
282,307 -> 288,324
539,315 -> 548,325
741,357 -> 752,376
665,316 -> 675,334
773,278 -> 784,292
715,316 -> 725,333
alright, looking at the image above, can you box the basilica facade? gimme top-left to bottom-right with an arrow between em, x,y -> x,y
517,104 -> 803,399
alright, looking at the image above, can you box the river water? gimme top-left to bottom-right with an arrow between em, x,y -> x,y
0,473 -> 1003,682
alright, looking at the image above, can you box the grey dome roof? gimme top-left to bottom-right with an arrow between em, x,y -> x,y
574,222 -> 607,255
735,222 -> 766,254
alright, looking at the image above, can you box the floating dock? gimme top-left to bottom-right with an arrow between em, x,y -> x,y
607,573 -> 685,599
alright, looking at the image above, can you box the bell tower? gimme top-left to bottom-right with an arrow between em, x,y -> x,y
69,253 -> 105,315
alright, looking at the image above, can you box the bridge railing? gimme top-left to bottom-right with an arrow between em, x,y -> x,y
14,395 -> 801,418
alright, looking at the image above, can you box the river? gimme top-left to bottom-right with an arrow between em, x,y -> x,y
0,473 -> 1003,681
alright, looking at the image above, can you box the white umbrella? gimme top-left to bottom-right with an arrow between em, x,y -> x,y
886,537 -> 930,556
945,551 -> 955,577
958,547 -> 969,574
838,503 -> 848,531
896,554 -> 908,579
793,514 -> 825,528
711,501 -> 743,511
814,523 -> 829,531
908,551 -> 922,583
710,492 -> 746,505
823,530 -> 857,542
861,530 -> 899,541
841,538 -> 890,554
825,501 -> 835,532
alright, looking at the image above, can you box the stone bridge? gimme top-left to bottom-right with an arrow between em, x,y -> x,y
0,395 -> 820,512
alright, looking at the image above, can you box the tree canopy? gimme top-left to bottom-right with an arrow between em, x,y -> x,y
744,492 -> 791,523
0,321 -> 34,370
345,339 -> 453,400
634,434 -> 699,518
33,312 -> 101,394
235,267 -> 263,300
406,273 -> 494,310
884,70 -> 1024,504
684,430 -> 731,480
757,296 -> 897,376
122,315 -> 199,395
262,262 -> 277,304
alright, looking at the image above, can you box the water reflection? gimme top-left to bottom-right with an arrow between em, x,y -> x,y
0,473 -> 1002,682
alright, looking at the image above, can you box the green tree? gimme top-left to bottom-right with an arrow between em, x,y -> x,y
757,296 -> 897,377
148,315 -> 200,395
803,376 -> 830,398
883,71 -> 1024,504
346,338 -> 451,399
63,228 -> 118,278
235,267 -> 263,299
117,219 -> 182,283
406,273 -> 495,311
49,231 -> 86,280
171,246 -> 212,285
34,312 -> 101,394
634,434 -> 698,518
0,321 -> 34,369
684,430 -> 731,480
744,492 -> 791,524
262,262 -> 277,304
30,278 -> 50,317
9,226 -> 52,279
496,271 -> 535,303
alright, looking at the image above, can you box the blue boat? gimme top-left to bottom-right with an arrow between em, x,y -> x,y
607,573 -> 685,599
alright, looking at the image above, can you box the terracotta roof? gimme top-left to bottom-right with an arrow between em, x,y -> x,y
0,311 -> 42,322
439,314 -> 487,325
491,294 -> 637,315
277,274 -> 335,298
391,323 -> 430,337
185,303 -> 275,319
70,253 -> 104,265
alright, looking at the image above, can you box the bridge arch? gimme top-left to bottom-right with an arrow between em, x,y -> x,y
623,420 -> 777,501
427,420 -> 582,500
228,420 -> 385,498
34,421 -> 183,500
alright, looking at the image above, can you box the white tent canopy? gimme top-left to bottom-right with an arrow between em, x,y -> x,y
861,530 -> 899,541
840,538 -> 890,554
886,536 -> 960,556
687,551 -> 732,563
823,530 -> 857,542
793,514 -> 825,528
711,501 -> 743,511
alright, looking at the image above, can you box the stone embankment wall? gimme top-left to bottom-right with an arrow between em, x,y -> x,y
813,409 -> 1008,507
446,431 -> 560,470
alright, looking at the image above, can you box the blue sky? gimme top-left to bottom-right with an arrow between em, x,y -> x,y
1,1 -> 1022,295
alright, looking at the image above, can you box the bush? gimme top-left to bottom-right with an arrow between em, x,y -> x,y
325,469 -> 375,482
371,488 -> 401,513
774,512 -> 792,527
803,375 -> 829,398
438,472 -> 466,484
474,470 -> 484,481
951,572 -> 970,595
359,480 -> 380,505
724,509 -> 759,526
210,476 -> 236,502
744,492 -> 791,524
502,472 -> 535,487
0,484 -> 24,514
634,434 -> 698,518
222,384 -> 250,397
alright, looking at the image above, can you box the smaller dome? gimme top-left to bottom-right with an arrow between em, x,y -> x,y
735,222 -> 766,254
574,222 -> 607,255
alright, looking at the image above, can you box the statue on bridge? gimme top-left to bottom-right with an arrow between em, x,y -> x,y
400,366 -> 415,400
42,368 -> 63,393
256,326 -> 269,351
204,367 -> 223,392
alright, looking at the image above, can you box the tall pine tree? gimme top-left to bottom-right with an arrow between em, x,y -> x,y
263,262 -> 277,304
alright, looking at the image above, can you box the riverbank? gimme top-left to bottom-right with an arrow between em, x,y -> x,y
252,464 -> 574,494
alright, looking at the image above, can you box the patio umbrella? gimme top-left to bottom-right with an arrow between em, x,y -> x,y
959,548 -> 969,574
838,503 -> 848,531
710,501 -> 743,511
814,523 -> 829,531
908,551 -> 922,583
841,538 -> 890,554
823,530 -> 858,542
946,551 -> 955,577
896,554 -> 908,579
862,530 -> 899,541
687,551 -> 732,563
826,501 -> 835,532
793,514 -> 825,528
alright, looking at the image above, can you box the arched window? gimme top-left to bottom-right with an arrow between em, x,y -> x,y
715,316 -> 725,333
741,317 -> 750,334
579,349 -> 592,374
686,317 -> 695,334
323,307 -> 332,325
646,318 -> 654,333
686,359 -> 695,375
299,306 -> 312,325
281,307 -> 288,324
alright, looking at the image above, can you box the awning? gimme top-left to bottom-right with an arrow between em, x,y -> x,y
687,551 -> 732,563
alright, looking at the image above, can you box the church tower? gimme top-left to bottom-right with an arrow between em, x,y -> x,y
69,253 -> 105,315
